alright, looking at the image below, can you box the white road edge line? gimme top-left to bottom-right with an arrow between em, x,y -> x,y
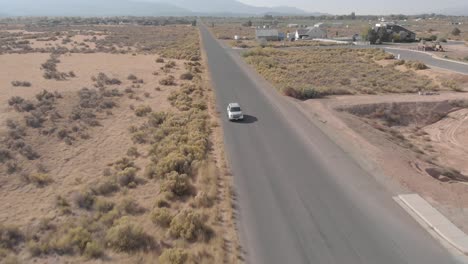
394,195 -> 468,263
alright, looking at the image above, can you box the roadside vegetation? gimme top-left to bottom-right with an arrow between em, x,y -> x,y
0,18 -> 237,263
243,47 -> 440,99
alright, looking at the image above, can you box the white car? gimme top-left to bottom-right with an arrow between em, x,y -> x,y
227,103 -> 244,121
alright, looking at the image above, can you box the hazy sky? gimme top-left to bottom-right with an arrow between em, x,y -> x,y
238,0 -> 465,14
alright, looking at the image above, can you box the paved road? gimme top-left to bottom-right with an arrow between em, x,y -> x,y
384,48 -> 468,74
200,25 -> 457,264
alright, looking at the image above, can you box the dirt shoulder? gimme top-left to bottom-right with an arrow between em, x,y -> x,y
299,92 -> 468,234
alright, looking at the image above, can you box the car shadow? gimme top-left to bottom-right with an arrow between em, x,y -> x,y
237,114 -> 258,124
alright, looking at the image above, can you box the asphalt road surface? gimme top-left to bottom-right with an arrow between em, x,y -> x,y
200,25 -> 457,264
385,48 -> 468,74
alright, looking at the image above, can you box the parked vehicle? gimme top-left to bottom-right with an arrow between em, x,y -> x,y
227,103 -> 244,121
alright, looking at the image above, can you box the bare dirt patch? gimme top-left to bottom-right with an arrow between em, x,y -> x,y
299,92 -> 468,233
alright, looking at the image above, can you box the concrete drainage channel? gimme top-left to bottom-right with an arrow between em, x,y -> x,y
394,194 -> 468,263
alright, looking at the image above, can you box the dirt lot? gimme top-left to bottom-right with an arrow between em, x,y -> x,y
299,91 -> 468,233
0,20 -> 238,263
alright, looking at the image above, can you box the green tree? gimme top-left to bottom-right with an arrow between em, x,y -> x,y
452,27 -> 461,36
350,12 -> 356,20
363,27 -> 378,44
376,26 -> 390,43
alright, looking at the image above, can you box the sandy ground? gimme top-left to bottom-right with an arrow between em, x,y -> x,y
0,52 -> 187,227
299,91 -> 468,233
0,50 -> 206,264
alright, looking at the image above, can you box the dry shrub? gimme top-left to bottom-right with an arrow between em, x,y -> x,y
8,97 -> 35,112
156,58 -> 165,63
180,72 -> 194,81
159,248 -> 188,264
0,148 -> 12,163
127,74 -> 138,80
117,167 -> 137,187
161,172 -> 191,197
159,75 -> 176,86
94,198 -> 115,213
118,199 -> 144,215
51,226 -> 92,255
105,217 -> 153,252
26,173 -> 52,187
151,208 -> 173,227
127,147 -> 139,157
113,157 -> 135,171
90,73 -> 118,88
83,241 -> 104,259
164,61 -> 177,69
405,61 -> 428,70
169,209 -> 207,241
72,191 -> 95,210
135,105 -> 152,117
243,48 -> 437,98
11,81 -> 32,87
0,225 -> 23,250
92,180 -> 120,196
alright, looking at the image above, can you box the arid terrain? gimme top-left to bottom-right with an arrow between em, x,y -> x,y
0,18 -> 238,263
238,43 -> 468,233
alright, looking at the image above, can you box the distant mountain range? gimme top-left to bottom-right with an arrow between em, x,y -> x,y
157,0 -> 308,15
1,0 -> 318,17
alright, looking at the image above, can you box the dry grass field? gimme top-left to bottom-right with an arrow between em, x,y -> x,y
241,47 -> 455,99
0,19 -> 238,263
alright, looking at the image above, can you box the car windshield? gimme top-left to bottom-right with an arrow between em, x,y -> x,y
231,107 -> 241,112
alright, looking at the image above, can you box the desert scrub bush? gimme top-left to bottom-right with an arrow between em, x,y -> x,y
113,157 -> 136,171
159,248 -> 188,264
11,81 -> 32,87
151,208 -> 173,227
118,198 -> 144,215
180,72 -> 194,81
394,59 -> 405,66
94,198 -> 115,213
92,72 -> 122,87
117,167 -> 138,187
243,48 -> 437,98
56,195 -> 72,214
92,180 -> 120,196
105,217 -> 153,252
169,209 -> 207,241
51,226 -> 93,255
26,173 -> 52,187
134,105 -> 152,117
161,172 -> 191,197
8,96 -> 35,112
405,61 -> 428,70
72,190 -> 95,210
83,241 -> 104,259
24,113 -> 45,128
156,58 -> 165,63
0,225 -> 23,250
164,61 -> 177,69
160,75 -> 176,86
442,80 -> 463,92
127,146 -> 139,157
127,74 -> 137,80
0,148 -> 12,163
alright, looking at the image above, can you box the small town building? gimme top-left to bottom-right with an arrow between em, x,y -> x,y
295,27 -> 327,40
256,29 -> 279,41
